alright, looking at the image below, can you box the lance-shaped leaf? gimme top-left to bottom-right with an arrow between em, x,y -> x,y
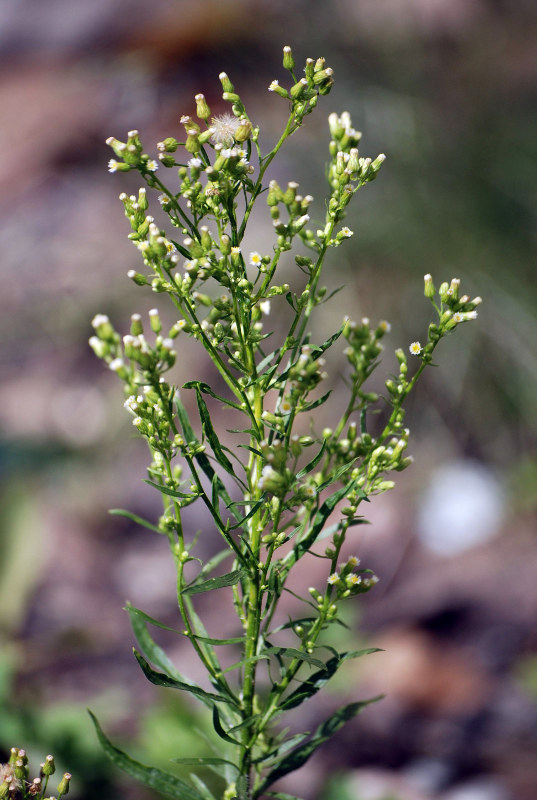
170,757 -> 239,776
300,390 -> 332,413
109,508 -> 163,534
264,646 -> 326,671
279,648 -> 382,711
144,479 -> 193,499
175,394 -> 244,527
127,604 -> 243,647
212,706 -> 242,745
189,383 -> 235,476
183,380 -> 243,412
256,696 -> 383,795
88,711 -> 205,800
183,569 -> 245,596
295,441 -> 327,480
133,650 -> 231,705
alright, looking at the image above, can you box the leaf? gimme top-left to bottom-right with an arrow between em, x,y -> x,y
183,569 -> 245,596
191,384 -> 235,475
253,732 -> 310,766
228,499 -> 265,531
126,604 -> 243,647
188,772 -> 216,800
170,758 -> 238,773
279,649 -> 382,711
144,479 -> 192,499
212,706 -> 242,745
295,441 -> 327,480
256,697 -> 383,795
300,390 -> 332,413
183,380 -> 242,412
88,711 -> 205,800
196,547 -> 234,581
127,606 -> 200,689
264,646 -> 326,671
109,508 -> 162,534
133,650 -> 229,705
310,324 -> 344,358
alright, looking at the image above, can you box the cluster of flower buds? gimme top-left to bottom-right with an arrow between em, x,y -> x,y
343,315 -> 391,388
408,275 -> 482,363
0,750 -> 70,800
285,345 -> 328,399
268,47 -> 334,121
265,179 -> 314,251
107,130 -> 158,174
317,111 -> 386,237
90,311 -> 177,401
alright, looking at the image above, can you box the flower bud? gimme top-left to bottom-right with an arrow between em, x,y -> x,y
195,93 -> 211,121
283,45 -> 295,71
423,273 -> 435,298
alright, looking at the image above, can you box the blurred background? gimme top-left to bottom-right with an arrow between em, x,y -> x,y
1,1 -> 537,799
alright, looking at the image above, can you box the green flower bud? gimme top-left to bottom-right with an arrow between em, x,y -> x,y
423,273 -> 435,298
57,773 -> 71,798
282,45 -> 295,71
195,93 -> 211,121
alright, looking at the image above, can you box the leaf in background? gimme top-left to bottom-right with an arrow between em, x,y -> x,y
109,508 -> 163,534
88,711 -> 205,800
191,384 -> 235,475
143,479 -> 192,499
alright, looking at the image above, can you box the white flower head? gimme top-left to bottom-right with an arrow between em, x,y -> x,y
340,226 -> 353,238
210,113 -> 240,147
409,341 -> 422,356
327,573 -> 339,585
260,300 -> 271,316
108,159 -> 119,173
146,159 -> 158,172
249,252 -> 262,267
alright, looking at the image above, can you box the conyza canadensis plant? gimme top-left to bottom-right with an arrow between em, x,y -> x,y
89,45 -> 481,800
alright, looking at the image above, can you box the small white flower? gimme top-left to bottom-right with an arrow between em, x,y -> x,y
231,246 -> 241,255
379,320 -> 391,333
108,159 -> 119,173
348,574 -> 362,586
268,80 -> 280,92
146,160 -> 158,172
109,358 -> 125,372
453,312 -> 464,323
347,555 -> 360,567
327,573 -> 339,585
340,227 -> 353,238
409,341 -> 422,356
188,157 -> 202,169
249,252 -> 263,267
260,300 -> 271,316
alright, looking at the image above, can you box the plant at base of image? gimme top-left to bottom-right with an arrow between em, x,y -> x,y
0,749 -> 71,800
89,46 -> 481,800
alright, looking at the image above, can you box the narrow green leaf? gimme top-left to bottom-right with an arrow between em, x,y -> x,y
257,697 -> 382,794
300,390 -> 332,413
133,650 -> 229,705
183,380 -> 242,412
183,569 -> 245,596
188,772 -> 216,800
212,706 -> 242,745
126,604 -> 243,646
279,649 -> 382,711
191,384 -> 234,475
220,653 -> 270,675
264,646 -> 326,671
295,441 -> 327,480
109,508 -> 162,534
170,758 -> 238,773
88,710 -> 205,800
311,323 -> 344,357
196,547 -> 234,580
127,606 -> 201,690
228,499 -> 265,531
253,732 -> 310,766
144,479 -> 192,499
